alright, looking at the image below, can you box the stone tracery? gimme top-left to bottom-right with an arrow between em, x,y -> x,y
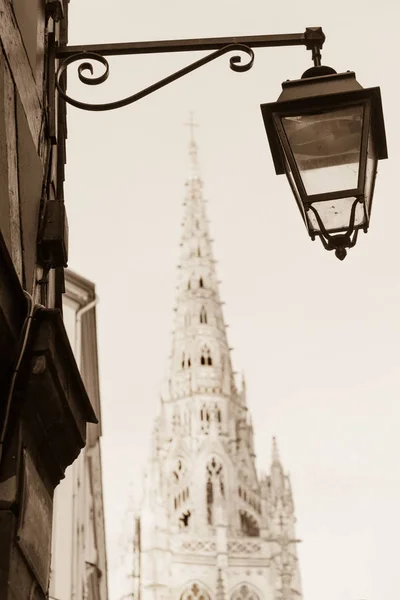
180,583 -> 211,600
231,584 -> 260,600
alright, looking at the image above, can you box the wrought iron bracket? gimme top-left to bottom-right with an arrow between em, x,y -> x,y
52,27 -> 325,112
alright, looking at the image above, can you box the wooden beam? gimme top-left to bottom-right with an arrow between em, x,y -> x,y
0,0 -> 44,157
3,54 -> 23,283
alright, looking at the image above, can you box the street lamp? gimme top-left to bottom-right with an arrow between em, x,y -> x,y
53,26 -> 387,259
261,66 -> 388,259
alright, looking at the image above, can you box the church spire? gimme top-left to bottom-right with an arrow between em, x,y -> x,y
136,121 -> 303,600
168,120 -> 236,404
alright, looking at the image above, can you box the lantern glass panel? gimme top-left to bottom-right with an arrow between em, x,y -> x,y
282,105 -> 364,196
283,156 -> 307,224
306,197 -> 365,234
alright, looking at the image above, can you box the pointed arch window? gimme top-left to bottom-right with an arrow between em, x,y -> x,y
180,583 -> 211,600
200,306 -> 207,324
188,280 -> 191,290
200,345 -> 212,366
200,404 -> 210,433
206,457 -> 225,526
199,277 -> 204,288
239,510 -> 260,537
197,246 -> 201,257
231,585 -> 259,600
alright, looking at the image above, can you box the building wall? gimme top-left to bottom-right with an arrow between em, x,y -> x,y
0,0 -> 69,305
50,271 -> 108,600
0,4 -> 105,598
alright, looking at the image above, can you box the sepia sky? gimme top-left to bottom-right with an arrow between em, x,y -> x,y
65,1 -> 400,599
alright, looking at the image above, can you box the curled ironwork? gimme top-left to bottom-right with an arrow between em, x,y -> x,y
56,44 -> 255,111
307,198 -> 363,260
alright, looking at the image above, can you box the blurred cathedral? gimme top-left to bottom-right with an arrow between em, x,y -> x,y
122,124 -> 302,600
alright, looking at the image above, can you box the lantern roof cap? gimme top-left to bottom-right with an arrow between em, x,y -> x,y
278,70 -> 362,102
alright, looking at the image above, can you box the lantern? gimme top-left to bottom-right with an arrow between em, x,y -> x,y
261,67 -> 388,259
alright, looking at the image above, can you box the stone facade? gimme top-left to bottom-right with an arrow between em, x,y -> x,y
135,131 -> 302,600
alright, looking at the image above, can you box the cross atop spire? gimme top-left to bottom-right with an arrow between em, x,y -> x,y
185,112 -> 200,176
185,112 -> 198,142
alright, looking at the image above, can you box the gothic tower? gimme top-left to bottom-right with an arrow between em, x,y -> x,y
136,124 -> 302,600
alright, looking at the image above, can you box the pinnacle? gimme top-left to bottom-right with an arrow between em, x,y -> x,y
216,569 -> 226,600
272,436 -> 281,465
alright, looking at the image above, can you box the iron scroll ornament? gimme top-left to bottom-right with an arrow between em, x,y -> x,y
55,43 -> 255,111
307,198 -> 363,260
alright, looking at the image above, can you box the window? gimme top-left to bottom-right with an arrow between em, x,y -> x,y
181,583 -> 210,600
239,510 -> 260,537
206,480 -> 213,525
179,509 -> 191,528
198,247 -> 201,257
200,405 -> 211,433
200,406 -> 210,422
199,277 -> 204,288
206,457 -> 224,525
200,345 -> 212,366
231,585 -> 259,600
200,306 -> 207,324
188,280 -> 191,290
181,353 -> 191,369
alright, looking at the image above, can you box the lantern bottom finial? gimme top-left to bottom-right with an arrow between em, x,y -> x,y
335,247 -> 347,260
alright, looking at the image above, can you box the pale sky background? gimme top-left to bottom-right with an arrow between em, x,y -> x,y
65,2 -> 399,600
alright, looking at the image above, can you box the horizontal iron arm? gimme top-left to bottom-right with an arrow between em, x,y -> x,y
53,27 -> 325,111
55,27 -> 325,59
